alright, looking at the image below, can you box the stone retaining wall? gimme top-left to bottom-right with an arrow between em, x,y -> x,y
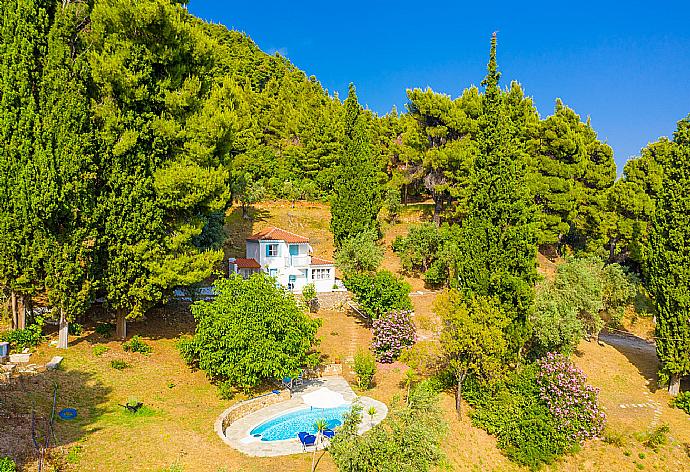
219,389 -> 291,432
316,291 -> 350,311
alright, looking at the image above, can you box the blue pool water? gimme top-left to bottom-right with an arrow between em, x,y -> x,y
250,406 -> 350,441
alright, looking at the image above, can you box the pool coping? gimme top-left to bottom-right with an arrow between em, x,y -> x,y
215,376 -> 388,457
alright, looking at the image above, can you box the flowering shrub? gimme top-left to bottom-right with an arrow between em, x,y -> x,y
371,310 -> 416,363
536,352 -> 606,442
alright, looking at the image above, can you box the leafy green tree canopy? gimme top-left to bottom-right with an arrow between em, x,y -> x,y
180,273 -> 321,389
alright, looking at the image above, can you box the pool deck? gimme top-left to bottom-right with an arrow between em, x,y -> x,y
218,376 -> 388,457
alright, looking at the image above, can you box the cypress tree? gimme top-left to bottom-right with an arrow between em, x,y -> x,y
646,115 -> 690,395
34,0 -> 95,348
330,83 -> 382,246
451,33 -> 538,351
0,0 -> 51,328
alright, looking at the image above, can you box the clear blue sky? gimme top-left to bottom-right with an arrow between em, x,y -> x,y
188,0 -> 690,172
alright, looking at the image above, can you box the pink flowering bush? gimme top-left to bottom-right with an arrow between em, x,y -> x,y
536,352 -> 606,442
371,310 -> 416,363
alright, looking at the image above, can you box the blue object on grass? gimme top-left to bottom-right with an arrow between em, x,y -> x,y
58,408 -> 77,420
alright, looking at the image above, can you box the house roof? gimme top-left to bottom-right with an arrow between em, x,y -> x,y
311,257 -> 334,266
247,226 -> 310,243
233,258 -> 261,269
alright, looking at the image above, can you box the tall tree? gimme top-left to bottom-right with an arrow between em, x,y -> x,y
528,100 -> 616,255
330,83 -> 382,246
34,0 -> 96,348
0,0 -> 52,328
90,0 -> 229,338
450,33 -> 538,348
606,140 -> 666,266
646,115 -> 690,395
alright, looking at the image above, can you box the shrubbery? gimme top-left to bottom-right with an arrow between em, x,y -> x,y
110,359 -> 130,370
68,322 -> 84,336
123,335 -> 152,355
468,365 -> 572,468
672,391 -> 690,415
353,349 -> 376,390
467,355 -> 605,469
344,270 -> 412,319
95,323 -> 114,337
529,257 -> 640,354
0,318 -> 44,352
0,457 -> 16,472
330,382 -> 447,472
536,352 -> 606,442
301,283 -> 318,313
335,229 -> 384,275
371,310 -> 416,363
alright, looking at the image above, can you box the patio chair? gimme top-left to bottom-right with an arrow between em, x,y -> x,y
281,376 -> 293,390
323,429 -> 335,439
293,370 -> 304,387
297,432 -> 317,450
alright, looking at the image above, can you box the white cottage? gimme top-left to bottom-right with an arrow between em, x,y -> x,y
228,226 -> 337,293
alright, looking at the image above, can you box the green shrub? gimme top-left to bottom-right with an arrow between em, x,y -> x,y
603,428 -> 626,447
0,318 -> 44,352
93,345 -> 109,357
217,381 -> 236,400
66,445 -> 83,463
335,229 -> 384,275
344,270 -> 412,319
330,382 -> 446,471
353,349 -> 376,390
672,391 -> 690,415
95,323 -> 114,337
111,359 -> 130,370
469,365 -> 574,469
0,457 -> 16,472
383,185 -> 402,223
123,335 -> 152,355
643,424 -> 670,451
68,323 -> 84,336
301,283 -> 318,312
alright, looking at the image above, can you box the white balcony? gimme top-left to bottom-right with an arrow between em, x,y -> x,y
286,255 -> 310,267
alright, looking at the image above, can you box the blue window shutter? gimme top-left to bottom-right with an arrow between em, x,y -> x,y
289,244 -> 298,256
265,244 -> 270,257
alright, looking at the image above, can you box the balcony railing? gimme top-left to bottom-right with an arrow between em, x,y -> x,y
286,255 -> 310,267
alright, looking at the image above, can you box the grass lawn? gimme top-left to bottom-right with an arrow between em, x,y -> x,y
2,200 -> 689,471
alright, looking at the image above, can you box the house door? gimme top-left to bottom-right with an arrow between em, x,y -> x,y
288,275 -> 296,290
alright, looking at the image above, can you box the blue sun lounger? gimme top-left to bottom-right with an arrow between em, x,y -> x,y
297,431 -> 317,450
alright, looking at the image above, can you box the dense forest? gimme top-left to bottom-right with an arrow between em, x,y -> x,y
1,0 -> 688,392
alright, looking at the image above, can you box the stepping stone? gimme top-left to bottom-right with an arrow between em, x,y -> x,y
46,356 -> 63,370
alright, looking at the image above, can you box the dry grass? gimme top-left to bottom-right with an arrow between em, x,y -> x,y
2,200 -> 689,471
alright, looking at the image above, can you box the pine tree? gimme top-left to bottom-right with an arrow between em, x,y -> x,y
451,33 -> 538,350
330,83 -> 382,246
646,115 -> 690,396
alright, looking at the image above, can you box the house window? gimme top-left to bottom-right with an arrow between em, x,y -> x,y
269,268 -> 278,278
266,244 -> 278,257
312,268 -> 330,280
288,274 -> 296,290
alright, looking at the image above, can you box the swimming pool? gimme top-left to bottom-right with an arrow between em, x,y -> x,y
249,406 -> 351,441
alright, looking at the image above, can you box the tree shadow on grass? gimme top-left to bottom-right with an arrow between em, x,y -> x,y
0,366 -> 111,468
